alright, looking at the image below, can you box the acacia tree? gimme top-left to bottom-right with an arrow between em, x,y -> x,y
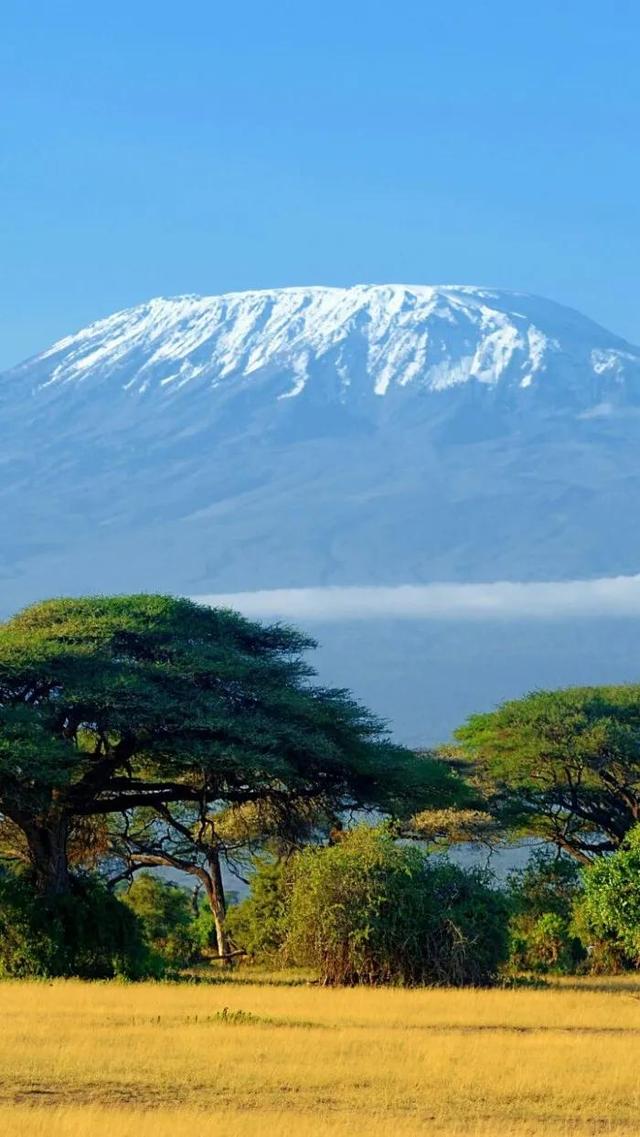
455,685 -> 640,863
107,794 -> 335,959
0,594 -> 461,897
107,804 -> 234,958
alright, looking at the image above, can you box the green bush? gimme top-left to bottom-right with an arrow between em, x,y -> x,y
0,873 -> 150,978
190,900 -> 217,954
226,859 -> 288,960
119,873 -> 200,967
575,826 -> 640,968
283,826 -> 508,986
506,850 -> 585,974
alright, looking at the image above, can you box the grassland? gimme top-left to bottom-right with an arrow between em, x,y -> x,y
1,974 -> 639,1136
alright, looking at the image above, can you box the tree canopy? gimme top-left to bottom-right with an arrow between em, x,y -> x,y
0,594 -> 461,895
455,685 -> 640,862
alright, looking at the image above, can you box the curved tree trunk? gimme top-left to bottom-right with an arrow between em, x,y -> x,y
204,849 -> 229,962
113,843 -> 232,961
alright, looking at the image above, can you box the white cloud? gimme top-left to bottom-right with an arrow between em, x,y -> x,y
194,574 -> 640,622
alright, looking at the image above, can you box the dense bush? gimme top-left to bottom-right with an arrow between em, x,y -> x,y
506,850 -> 585,974
575,826 -> 640,968
119,873 -> 200,967
283,826 -> 508,986
226,859 -> 289,959
0,873 -> 150,978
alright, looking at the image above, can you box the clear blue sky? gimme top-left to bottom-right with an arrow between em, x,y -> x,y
1,0 -> 639,369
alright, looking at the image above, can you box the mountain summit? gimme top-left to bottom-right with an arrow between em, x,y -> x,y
10,283 -> 639,405
2,284 -> 640,609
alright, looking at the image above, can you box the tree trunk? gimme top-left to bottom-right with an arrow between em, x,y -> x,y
24,812 -> 71,897
204,849 -> 229,962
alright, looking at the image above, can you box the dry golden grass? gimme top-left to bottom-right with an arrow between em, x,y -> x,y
0,975 -> 639,1136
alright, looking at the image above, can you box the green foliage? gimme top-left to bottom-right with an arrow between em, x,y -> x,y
282,826 -> 508,986
0,873 -> 150,978
226,860 -> 289,959
456,686 -> 640,861
506,850 -> 585,974
512,912 -> 573,972
190,899 -> 219,954
508,849 -> 583,918
119,873 -> 199,967
576,825 -> 640,967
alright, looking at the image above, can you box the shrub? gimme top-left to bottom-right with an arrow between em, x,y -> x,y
226,859 -> 288,960
506,850 -> 585,974
283,826 -> 508,986
119,873 -> 199,967
575,826 -> 640,968
0,873 -> 150,978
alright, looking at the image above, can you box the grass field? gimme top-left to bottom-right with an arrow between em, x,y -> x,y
1,974 -> 639,1136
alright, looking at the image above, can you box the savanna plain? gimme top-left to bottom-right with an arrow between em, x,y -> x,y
1,974 -> 639,1137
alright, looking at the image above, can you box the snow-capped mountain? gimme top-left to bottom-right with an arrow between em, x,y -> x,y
2,283 -> 640,613
11,283 -> 639,403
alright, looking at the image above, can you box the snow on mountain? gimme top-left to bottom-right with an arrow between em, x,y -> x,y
2,283 -> 640,620
13,284 -> 639,405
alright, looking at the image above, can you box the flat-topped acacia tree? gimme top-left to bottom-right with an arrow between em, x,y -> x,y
0,594 -> 459,896
455,686 -> 640,862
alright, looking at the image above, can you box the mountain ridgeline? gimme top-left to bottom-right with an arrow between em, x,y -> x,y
2,283 -> 640,609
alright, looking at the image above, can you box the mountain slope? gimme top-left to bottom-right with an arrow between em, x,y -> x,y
2,283 -> 640,609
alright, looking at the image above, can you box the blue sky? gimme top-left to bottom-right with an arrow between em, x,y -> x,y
1,0 -> 639,369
